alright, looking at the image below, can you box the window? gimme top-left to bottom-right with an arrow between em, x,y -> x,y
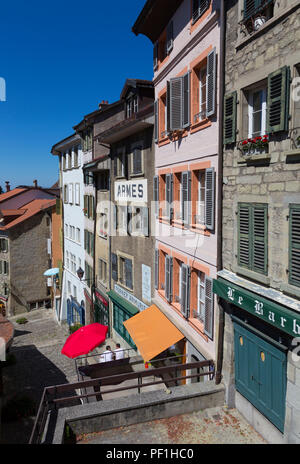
0,261 -> 7,275
99,209 -> 108,238
192,48 -> 216,125
84,195 -> 94,219
243,0 -> 274,34
197,171 -> 206,225
70,254 -> 76,274
0,238 -> 8,252
85,261 -> 93,288
238,203 -> 268,276
119,255 -> 133,291
66,251 -> 69,269
68,281 -> 71,294
73,285 -> 77,300
113,304 -> 137,349
64,185 -> 68,204
82,129 -> 93,152
84,230 -> 94,256
115,148 -> 126,178
289,205 -> 300,288
126,96 -> 138,119
97,172 -> 109,190
128,206 -> 149,237
192,0 -> 210,24
76,228 -> 81,243
75,183 -> 80,205
4,283 -> 8,297
62,153 -> 66,171
74,146 -> 79,167
248,87 -> 267,138
68,184 -> 74,204
196,272 -> 205,322
65,224 -> 69,238
68,149 -> 72,169
131,146 -> 143,175
98,259 -> 107,287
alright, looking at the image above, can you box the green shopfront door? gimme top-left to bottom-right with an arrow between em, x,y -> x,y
234,322 -> 287,433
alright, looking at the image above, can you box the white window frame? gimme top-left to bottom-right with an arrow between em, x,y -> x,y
248,87 -> 267,139
68,184 -> 74,205
76,228 -> 80,243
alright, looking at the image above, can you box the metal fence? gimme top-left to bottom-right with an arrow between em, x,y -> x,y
29,357 -> 214,445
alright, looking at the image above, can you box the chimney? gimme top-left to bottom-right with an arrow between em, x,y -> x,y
99,100 -> 109,110
5,181 -> 10,192
33,180 -> 38,188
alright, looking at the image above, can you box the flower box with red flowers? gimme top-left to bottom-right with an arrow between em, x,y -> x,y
241,135 -> 269,155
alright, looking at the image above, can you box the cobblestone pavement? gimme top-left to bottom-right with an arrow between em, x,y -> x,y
1,309 -> 78,444
77,406 -> 267,445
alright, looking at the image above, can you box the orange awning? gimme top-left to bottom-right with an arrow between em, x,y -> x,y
123,305 -> 184,362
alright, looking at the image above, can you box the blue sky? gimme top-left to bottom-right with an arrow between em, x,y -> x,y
0,0 -> 152,190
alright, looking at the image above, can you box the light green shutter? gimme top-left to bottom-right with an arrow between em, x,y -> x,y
289,205 -> 300,288
252,205 -> 268,275
238,204 -> 251,269
267,66 -> 290,134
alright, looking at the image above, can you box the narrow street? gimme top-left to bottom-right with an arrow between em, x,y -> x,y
1,308 -> 267,445
1,308 -> 78,444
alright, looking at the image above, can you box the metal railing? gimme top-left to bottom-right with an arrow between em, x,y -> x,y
29,357 -> 215,444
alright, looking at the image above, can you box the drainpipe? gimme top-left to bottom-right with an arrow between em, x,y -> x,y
215,0 -> 225,385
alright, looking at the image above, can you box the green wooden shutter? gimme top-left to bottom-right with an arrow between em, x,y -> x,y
252,205 -> 268,275
289,205 -> 300,288
206,48 -> 216,118
238,204 -> 251,269
238,204 -> 268,275
267,66 -> 290,134
224,91 -> 237,144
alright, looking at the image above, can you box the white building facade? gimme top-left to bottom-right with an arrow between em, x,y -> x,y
52,133 -> 86,324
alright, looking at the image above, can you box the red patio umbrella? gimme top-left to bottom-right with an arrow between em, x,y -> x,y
61,323 -> 108,359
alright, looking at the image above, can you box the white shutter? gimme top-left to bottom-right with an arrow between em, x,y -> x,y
166,173 -> 173,222
153,176 -> 159,217
68,184 -> 73,204
47,238 -> 52,256
181,171 -> 191,225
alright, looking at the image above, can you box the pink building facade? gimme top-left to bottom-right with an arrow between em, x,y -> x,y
134,0 -> 222,369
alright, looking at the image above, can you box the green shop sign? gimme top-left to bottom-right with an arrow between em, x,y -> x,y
213,278 -> 300,338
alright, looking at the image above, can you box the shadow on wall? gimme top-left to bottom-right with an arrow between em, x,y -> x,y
1,344 -> 79,444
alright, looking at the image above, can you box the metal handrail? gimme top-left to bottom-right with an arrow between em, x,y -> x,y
29,358 -> 214,444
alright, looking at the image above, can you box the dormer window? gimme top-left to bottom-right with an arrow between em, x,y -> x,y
126,96 -> 138,119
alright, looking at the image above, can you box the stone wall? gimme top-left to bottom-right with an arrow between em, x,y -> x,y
9,211 -> 52,315
223,0 -> 300,298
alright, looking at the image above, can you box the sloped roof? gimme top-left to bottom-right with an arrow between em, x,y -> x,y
0,198 -> 56,230
0,188 -> 27,203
